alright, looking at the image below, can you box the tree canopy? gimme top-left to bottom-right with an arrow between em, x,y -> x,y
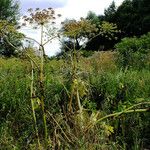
0,0 -> 21,57
106,0 -> 150,37
0,0 -> 19,24
85,0 -> 150,51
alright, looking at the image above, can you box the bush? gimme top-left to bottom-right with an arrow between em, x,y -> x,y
89,70 -> 150,149
115,32 -> 150,69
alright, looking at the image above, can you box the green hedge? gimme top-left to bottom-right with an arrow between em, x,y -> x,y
115,32 -> 150,69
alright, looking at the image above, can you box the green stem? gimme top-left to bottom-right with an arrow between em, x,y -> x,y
30,61 -> 41,149
76,88 -> 82,113
39,25 -> 49,147
85,108 -> 149,132
41,95 -> 48,144
85,101 -> 150,132
46,111 -> 72,143
97,108 -> 148,123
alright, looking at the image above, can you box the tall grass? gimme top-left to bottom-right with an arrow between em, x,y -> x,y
0,52 -> 150,149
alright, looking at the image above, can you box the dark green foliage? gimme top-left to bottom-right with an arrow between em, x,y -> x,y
104,1 -> 117,23
90,70 -> 150,111
0,58 -> 62,148
0,0 -> 19,24
89,69 -> 150,149
0,0 -> 21,57
115,32 -> 150,69
114,0 -> 150,37
111,113 -> 150,149
0,58 -> 32,148
115,0 -> 136,36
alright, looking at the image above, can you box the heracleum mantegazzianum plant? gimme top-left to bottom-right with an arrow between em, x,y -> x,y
62,19 -> 119,113
62,18 -> 98,113
61,18 -> 150,133
22,7 -> 61,149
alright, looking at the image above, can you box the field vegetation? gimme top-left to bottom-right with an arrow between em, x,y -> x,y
0,49 -> 150,149
0,0 -> 150,149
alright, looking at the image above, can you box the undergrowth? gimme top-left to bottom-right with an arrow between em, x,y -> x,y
0,54 -> 150,149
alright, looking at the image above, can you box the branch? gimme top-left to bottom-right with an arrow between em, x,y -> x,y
115,101 -> 150,117
24,36 -> 48,60
46,111 -> 72,143
43,35 -> 58,46
4,36 -> 40,70
77,32 -> 102,51
4,35 -> 21,51
84,101 -> 150,132
24,36 -> 41,46
26,53 -> 40,71
97,108 -> 149,123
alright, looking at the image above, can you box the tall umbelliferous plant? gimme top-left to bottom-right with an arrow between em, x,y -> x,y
62,18 -> 98,113
21,7 -> 61,149
62,19 -> 119,113
59,19 -> 150,148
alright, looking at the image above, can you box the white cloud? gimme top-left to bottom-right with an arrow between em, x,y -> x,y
57,0 -> 123,20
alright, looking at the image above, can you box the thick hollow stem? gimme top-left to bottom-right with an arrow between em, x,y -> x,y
30,61 -> 41,149
39,25 -> 49,147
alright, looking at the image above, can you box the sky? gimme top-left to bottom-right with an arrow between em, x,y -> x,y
19,0 -> 124,56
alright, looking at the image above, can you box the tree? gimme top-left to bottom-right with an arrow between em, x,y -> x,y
0,0 -> 20,57
104,1 -> 117,23
86,11 -> 101,26
116,0 -> 139,36
85,21 -> 119,51
132,0 -> 150,34
115,0 -> 150,37
0,0 -> 19,24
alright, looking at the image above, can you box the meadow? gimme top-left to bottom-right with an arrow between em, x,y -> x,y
0,51 -> 150,149
1,1 -> 150,149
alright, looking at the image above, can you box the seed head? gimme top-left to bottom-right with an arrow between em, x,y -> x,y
22,7 -> 61,26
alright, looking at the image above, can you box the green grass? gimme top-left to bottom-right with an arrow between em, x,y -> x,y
0,53 -> 150,149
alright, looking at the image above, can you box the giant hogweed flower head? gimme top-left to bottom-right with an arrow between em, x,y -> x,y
99,21 -> 121,40
22,7 -> 61,27
62,18 -> 98,38
21,8 -> 61,46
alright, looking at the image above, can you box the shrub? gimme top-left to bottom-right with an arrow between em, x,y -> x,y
89,69 -> 150,149
115,32 -> 150,69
